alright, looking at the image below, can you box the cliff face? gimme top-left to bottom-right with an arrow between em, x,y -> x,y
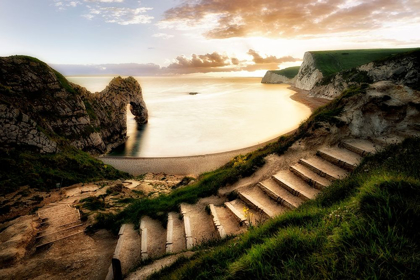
261,71 -> 294,84
309,51 -> 420,99
294,52 -> 323,90
0,56 -> 148,154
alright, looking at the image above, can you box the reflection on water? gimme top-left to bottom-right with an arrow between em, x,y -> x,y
67,76 -> 311,157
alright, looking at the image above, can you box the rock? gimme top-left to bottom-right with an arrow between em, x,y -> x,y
261,71 -> 295,84
294,52 -> 324,90
0,56 -> 148,154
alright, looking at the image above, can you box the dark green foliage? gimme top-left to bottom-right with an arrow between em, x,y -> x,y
83,100 -> 98,120
147,138 -> 420,279
311,48 -> 418,77
270,66 -> 301,79
0,146 -> 129,195
52,69 -> 76,95
80,196 -> 106,211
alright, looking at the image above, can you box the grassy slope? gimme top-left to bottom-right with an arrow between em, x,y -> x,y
148,137 -> 420,279
311,48 -> 418,77
270,66 -> 301,79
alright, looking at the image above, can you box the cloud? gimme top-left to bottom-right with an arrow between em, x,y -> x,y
160,0 -> 420,39
162,50 -> 301,74
53,0 -> 154,25
153,33 -> 175,39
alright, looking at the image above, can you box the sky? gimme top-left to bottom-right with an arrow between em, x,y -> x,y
1,0 -> 419,76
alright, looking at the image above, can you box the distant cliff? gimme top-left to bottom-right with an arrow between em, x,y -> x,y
0,56 -> 148,154
261,66 -> 300,84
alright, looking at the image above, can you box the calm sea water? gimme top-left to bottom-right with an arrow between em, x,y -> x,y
67,76 -> 311,157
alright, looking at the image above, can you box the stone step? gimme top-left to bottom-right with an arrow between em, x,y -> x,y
140,216 -> 166,260
36,223 -> 84,239
258,179 -> 304,209
238,186 -> 287,218
36,224 -> 85,246
224,201 -> 249,226
299,157 -> 349,181
180,203 -> 219,248
272,170 -> 320,201
317,147 -> 363,171
39,220 -> 81,233
36,230 -> 84,249
290,163 -> 331,190
214,205 -> 245,235
208,204 -> 227,239
166,212 -> 186,254
371,135 -> 404,146
341,139 -> 379,156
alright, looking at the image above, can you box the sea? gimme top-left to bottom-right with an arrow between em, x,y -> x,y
66,76 -> 311,157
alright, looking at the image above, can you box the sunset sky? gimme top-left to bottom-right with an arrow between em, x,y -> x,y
1,0 -> 419,76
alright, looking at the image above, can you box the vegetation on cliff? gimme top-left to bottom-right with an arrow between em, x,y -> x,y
270,66 -> 300,79
147,137 -> 420,279
310,48 -> 418,77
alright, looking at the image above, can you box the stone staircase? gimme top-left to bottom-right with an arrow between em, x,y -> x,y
36,203 -> 84,248
106,136 -> 407,279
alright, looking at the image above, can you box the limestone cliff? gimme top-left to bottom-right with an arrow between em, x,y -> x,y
294,52 -> 323,90
0,56 -> 148,154
261,71 -> 294,84
308,50 -> 420,99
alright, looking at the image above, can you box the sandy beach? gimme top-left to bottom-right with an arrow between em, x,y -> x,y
99,88 -> 330,176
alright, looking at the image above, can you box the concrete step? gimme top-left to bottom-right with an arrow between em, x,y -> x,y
290,163 -> 331,190
209,204 -> 227,239
106,224 -> 141,279
140,216 -> 166,260
341,139 -> 380,156
37,223 -> 84,239
317,147 -> 363,171
299,157 -> 349,180
258,179 -> 304,209
214,205 -> 245,236
371,135 -> 404,146
238,186 -> 288,218
272,170 -> 320,201
180,203 -> 219,248
225,199 -> 265,227
166,212 -> 186,254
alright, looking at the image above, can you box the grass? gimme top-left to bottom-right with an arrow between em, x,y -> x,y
310,48 -> 418,77
146,137 -> 420,279
0,146 -> 129,195
270,66 -> 301,79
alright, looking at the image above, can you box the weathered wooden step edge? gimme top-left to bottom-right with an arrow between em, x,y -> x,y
272,172 -> 320,201
224,201 -> 249,227
340,139 -> 378,156
166,213 -> 174,253
237,191 -> 274,218
180,206 -> 194,249
140,219 -> 148,260
317,149 -> 360,171
209,204 -> 226,239
290,164 -> 331,190
299,158 -> 348,181
257,182 -> 298,210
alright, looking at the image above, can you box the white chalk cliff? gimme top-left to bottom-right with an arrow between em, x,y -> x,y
294,52 -> 324,91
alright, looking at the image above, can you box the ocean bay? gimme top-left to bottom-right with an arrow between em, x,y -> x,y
67,76 -> 311,157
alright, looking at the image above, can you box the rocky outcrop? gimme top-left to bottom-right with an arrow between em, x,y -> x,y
261,71 -> 295,84
294,52 -> 323,90
308,50 -> 420,99
0,56 -> 148,154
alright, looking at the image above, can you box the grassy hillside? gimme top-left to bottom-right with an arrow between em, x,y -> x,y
147,137 -> 420,279
270,66 -> 300,79
311,48 -> 418,77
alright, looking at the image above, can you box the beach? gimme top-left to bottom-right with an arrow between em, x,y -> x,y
100,88 -> 329,176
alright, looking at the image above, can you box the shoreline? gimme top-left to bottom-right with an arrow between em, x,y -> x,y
99,86 -> 330,176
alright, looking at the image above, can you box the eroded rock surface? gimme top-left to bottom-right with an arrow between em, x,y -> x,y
0,56 -> 148,154
261,71 -> 295,84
